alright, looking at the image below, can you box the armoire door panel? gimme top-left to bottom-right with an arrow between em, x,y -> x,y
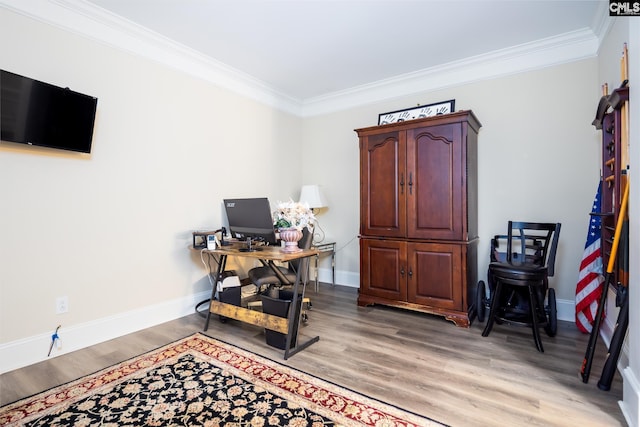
360,239 -> 407,301
407,124 -> 463,240
360,132 -> 406,237
407,243 -> 462,310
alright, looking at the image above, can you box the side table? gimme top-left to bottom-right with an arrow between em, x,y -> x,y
312,241 -> 336,291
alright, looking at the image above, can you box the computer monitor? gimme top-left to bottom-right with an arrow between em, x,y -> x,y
223,197 -> 278,246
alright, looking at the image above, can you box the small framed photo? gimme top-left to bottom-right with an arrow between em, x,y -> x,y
378,99 -> 455,125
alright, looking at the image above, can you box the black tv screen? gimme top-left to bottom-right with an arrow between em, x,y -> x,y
224,197 -> 278,245
0,70 -> 98,153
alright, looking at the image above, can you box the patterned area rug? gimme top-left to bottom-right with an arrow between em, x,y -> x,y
0,333 -> 445,426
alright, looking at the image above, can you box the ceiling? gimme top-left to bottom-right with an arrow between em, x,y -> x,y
2,0 -> 609,115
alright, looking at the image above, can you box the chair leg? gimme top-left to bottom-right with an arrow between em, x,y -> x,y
527,284 -> 544,352
482,281 -> 502,337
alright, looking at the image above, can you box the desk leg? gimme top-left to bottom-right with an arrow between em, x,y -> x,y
284,256 -> 320,360
204,254 -> 226,331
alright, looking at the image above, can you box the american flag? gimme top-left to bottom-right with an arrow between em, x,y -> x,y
575,182 -> 604,333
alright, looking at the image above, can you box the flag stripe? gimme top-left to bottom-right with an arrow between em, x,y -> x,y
578,248 -> 600,271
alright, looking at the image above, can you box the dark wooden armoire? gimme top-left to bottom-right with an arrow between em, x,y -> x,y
355,110 -> 481,327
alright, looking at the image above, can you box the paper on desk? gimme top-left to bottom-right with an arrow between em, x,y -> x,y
217,275 -> 241,291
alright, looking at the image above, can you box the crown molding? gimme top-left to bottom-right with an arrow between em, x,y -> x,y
301,28 -> 600,116
1,0 -> 303,115
2,0 -> 602,118
591,0 -> 616,47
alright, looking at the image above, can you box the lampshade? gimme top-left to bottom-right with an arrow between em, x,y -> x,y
299,185 -> 327,209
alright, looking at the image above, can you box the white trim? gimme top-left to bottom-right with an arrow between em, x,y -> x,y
556,298 -> 576,323
335,269 -> 359,289
0,290 -> 210,374
1,0 -> 603,117
592,0 -> 616,47
0,0 -> 302,115
318,269 -> 583,326
312,267 -> 359,289
301,29 -> 599,116
0,277 -> 606,374
621,366 -> 640,427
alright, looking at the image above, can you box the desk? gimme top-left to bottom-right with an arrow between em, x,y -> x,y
312,241 -> 336,291
202,244 -> 319,359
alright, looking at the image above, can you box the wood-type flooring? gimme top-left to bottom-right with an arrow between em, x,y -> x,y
0,284 -> 626,426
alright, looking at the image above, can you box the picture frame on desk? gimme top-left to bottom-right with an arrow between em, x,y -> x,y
193,230 -> 218,249
378,99 -> 455,125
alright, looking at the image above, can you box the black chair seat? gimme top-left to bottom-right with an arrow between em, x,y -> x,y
489,262 -> 548,282
248,265 -> 295,288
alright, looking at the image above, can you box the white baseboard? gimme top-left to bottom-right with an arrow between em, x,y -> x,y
315,267 -> 359,288
556,298 -> 574,322
3,271 -> 623,377
321,267 -> 580,323
0,291 -> 211,374
621,366 -> 640,427
0,269 -> 350,375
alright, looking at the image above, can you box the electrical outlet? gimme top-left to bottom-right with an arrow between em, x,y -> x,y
56,296 -> 68,314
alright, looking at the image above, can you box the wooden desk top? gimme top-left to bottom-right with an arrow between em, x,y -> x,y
203,244 -> 319,262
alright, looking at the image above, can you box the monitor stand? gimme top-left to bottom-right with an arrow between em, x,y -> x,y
239,237 -> 263,252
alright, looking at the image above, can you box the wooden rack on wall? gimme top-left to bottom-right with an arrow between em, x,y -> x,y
592,44 -> 630,290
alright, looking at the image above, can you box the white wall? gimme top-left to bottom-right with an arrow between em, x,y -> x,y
0,9 -> 303,370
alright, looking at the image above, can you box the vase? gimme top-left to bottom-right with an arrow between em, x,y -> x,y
279,227 -> 303,253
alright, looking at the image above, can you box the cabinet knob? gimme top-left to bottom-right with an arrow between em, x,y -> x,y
400,173 -> 404,194
408,268 -> 413,278
400,266 -> 405,276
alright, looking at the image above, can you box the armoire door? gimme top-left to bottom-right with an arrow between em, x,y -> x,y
406,123 -> 464,240
360,238 -> 407,301
360,131 -> 406,238
406,242 -> 463,310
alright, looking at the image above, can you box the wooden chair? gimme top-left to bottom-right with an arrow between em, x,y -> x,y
481,221 -> 561,352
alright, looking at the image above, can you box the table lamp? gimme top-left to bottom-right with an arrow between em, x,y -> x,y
299,185 -> 327,243
299,185 -> 327,212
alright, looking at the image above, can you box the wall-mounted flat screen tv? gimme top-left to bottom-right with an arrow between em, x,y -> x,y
0,70 -> 98,154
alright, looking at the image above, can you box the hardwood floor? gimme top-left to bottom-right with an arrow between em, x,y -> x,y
1,284 -> 626,426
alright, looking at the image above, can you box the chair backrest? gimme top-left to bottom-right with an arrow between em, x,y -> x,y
506,221 -> 561,276
299,226 -> 313,250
